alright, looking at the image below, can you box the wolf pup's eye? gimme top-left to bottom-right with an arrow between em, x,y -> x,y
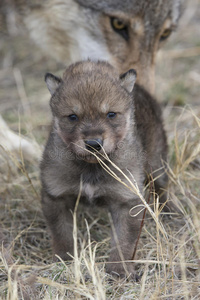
160,28 -> 172,41
110,17 -> 129,41
107,112 -> 116,119
68,114 -> 78,121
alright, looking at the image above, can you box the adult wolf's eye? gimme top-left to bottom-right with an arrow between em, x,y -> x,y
160,28 -> 172,41
68,114 -> 78,121
110,17 -> 129,41
107,112 -> 116,119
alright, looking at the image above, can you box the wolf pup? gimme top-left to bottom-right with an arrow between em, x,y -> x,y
40,60 -> 168,278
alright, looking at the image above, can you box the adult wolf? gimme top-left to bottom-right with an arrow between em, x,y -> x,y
0,0 -> 183,159
14,0 -> 184,92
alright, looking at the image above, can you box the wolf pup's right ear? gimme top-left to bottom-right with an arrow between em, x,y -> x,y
120,69 -> 137,93
45,73 -> 62,96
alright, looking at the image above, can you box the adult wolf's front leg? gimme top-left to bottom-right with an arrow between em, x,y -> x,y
107,201 -> 143,279
41,190 -> 75,261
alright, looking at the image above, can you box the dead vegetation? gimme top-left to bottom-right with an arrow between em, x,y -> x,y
0,0 -> 200,299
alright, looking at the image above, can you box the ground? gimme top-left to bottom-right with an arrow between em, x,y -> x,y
0,0 -> 200,299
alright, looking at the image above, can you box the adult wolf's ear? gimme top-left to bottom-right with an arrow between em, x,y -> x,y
45,73 -> 62,95
120,69 -> 137,93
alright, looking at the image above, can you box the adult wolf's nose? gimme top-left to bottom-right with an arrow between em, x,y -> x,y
85,139 -> 103,152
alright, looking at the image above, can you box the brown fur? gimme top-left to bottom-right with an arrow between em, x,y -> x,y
40,60 -> 168,278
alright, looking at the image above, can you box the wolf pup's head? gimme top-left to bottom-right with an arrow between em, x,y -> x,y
45,61 -> 136,163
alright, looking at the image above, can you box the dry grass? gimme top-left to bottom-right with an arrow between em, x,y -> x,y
0,0 -> 200,299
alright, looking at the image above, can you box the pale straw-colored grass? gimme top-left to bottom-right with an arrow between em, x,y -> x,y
0,106 -> 199,299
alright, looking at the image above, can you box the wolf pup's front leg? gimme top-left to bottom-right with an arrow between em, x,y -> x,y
41,190 -> 76,261
107,201 -> 142,279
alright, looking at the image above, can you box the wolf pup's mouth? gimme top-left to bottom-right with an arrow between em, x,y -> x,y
82,152 -> 106,163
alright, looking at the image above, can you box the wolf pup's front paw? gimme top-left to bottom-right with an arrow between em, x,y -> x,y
106,262 -> 138,281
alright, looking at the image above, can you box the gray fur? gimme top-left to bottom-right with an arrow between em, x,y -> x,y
75,0 -> 184,26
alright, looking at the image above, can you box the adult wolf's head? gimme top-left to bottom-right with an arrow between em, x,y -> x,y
19,0 -> 184,93
74,0 -> 184,92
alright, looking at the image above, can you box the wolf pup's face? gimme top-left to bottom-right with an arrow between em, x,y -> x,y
45,61 -> 136,163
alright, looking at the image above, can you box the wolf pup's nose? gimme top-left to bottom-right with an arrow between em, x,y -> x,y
85,139 -> 103,152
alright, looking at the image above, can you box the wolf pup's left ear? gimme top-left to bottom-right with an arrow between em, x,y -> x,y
120,69 -> 137,93
45,73 -> 62,96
